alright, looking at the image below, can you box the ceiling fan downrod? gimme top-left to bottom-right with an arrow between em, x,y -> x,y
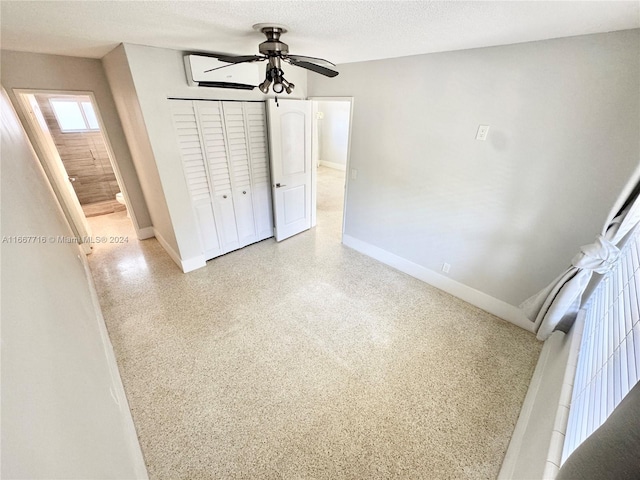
257,26 -> 295,94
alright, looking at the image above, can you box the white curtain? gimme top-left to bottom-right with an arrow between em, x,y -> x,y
521,182 -> 640,341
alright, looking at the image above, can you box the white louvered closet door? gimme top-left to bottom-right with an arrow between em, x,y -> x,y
169,100 -> 222,260
194,101 -> 241,253
243,102 -> 274,240
221,102 -> 258,247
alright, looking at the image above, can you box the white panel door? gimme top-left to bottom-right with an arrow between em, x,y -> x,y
195,101 -> 240,253
244,102 -> 274,241
169,100 -> 222,260
221,101 -> 257,247
267,99 -> 312,242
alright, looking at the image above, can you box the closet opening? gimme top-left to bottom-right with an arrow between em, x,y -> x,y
167,96 -> 353,267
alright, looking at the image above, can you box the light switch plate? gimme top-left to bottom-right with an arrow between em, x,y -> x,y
476,125 -> 490,141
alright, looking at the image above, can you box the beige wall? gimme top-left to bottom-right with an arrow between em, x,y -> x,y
308,29 -> 640,308
0,50 -> 152,232
0,87 -> 147,479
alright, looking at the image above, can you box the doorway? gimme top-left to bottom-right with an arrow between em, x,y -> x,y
310,97 -> 353,241
14,90 -> 132,253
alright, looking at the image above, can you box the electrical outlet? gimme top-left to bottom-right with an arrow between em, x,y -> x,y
442,263 -> 451,273
351,168 -> 358,180
476,125 -> 490,141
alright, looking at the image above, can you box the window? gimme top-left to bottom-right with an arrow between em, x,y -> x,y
49,99 -> 100,132
562,226 -> 640,462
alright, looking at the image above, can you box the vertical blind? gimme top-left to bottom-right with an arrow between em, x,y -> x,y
562,226 -> 640,463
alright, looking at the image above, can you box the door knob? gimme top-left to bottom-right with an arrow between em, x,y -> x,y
243,191 -> 246,194
275,183 -> 287,188
69,177 -> 77,182
223,195 -> 227,199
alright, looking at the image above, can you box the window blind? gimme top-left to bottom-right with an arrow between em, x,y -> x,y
562,227 -> 640,463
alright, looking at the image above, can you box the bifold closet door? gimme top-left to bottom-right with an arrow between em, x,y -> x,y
220,102 -> 258,247
171,99 -> 274,260
194,101 -> 241,253
169,100 -> 222,259
243,102 -> 273,240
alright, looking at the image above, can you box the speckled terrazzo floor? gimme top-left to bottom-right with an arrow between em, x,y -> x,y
87,166 -> 541,480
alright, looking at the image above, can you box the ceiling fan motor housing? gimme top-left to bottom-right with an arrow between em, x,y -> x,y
258,26 -> 289,56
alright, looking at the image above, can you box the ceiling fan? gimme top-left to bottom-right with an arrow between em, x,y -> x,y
205,23 -> 339,94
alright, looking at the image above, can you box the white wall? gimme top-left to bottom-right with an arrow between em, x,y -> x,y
317,100 -> 350,170
308,29 -> 640,311
102,45 -> 179,261
0,87 -> 148,479
116,43 -> 308,270
0,50 -> 153,234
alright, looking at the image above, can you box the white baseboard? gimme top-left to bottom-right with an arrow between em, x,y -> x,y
153,228 -> 181,269
319,160 -> 347,171
342,234 -> 535,331
181,255 -> 207,273
79,250 -> 149,479
153,228 -> 205,273
136,226 -> 154,240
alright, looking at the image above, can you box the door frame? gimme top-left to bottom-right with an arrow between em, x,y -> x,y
308,96 -> 354,242
13,89 -> 140,248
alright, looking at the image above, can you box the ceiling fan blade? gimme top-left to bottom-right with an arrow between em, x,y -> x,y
203,62 -> 243,73
217,55 -> 265,64
204,55 -> 266,73
285,59 -> 339,78
284,54 -> 336,68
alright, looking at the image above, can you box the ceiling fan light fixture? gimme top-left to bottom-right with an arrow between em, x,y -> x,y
258,79 -> 271,94
272,81 -> 285,94
282,79 -> 295,94
258,67 -> 274,93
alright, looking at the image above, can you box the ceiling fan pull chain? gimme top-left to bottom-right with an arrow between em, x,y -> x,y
275,96 -> 279,108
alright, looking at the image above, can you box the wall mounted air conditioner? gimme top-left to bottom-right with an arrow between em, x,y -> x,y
184,54 -> 260,90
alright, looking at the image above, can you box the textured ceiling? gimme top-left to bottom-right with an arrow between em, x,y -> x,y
1,1 -> 638,64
